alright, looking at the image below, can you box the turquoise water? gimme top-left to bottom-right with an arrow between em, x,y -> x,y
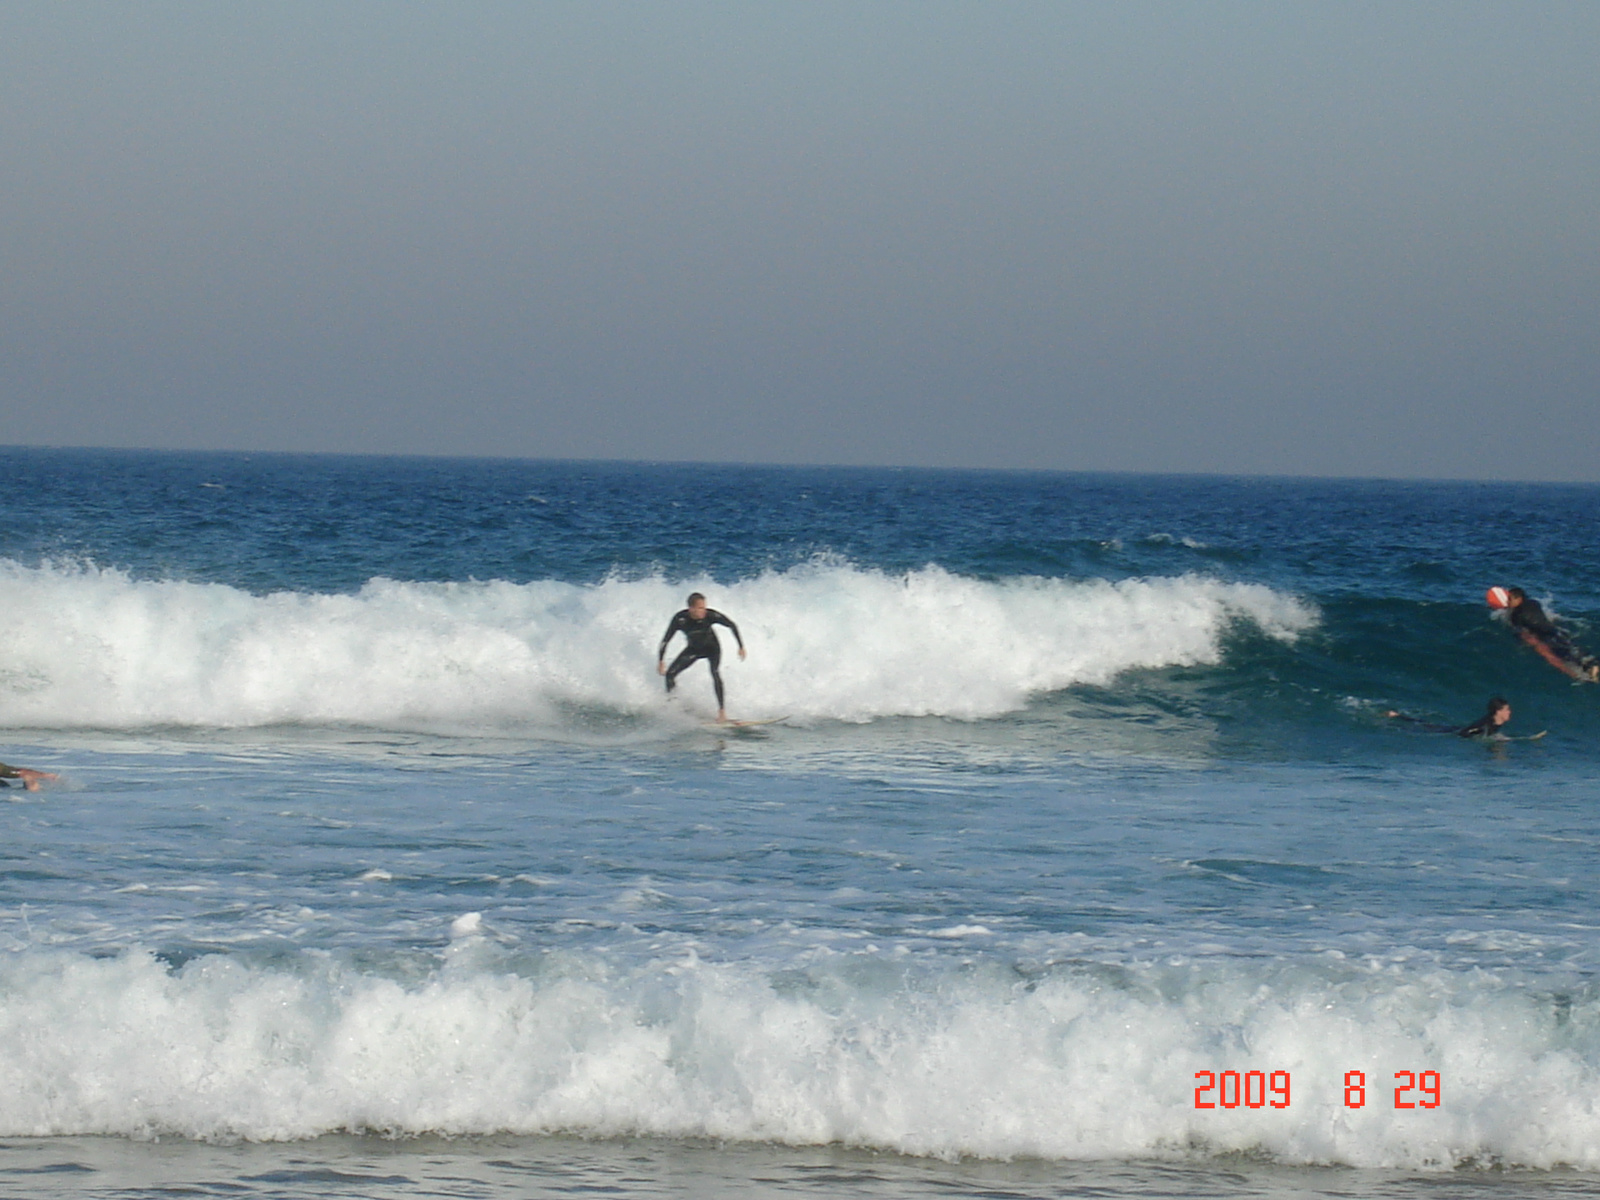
3,449 -> 1600,1197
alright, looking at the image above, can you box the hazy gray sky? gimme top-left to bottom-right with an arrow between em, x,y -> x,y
2,2 -> 1596,479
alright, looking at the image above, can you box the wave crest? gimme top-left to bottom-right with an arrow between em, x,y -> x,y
0,560 -> 1314,730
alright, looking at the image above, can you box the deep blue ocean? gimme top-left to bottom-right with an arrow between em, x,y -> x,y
4,448 -> 1600,1199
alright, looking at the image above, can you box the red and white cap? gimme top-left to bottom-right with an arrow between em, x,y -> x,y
1486,586 -> 1512,609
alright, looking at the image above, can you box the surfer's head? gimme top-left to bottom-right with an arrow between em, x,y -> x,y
686,592 -> 707,618
1484,696 -> 1511,726
1505,587 -> 1527,608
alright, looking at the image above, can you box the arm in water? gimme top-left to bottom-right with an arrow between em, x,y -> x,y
0,762 -> 58,791
1385,697 -> 1513,739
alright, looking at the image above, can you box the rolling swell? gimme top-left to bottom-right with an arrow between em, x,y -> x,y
1160,595 -> 1600,753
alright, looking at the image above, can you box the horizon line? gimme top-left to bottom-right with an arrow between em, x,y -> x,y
3,441 -> 1595,490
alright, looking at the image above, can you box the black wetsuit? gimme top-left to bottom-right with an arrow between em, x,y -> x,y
1389,714 -> 1502,739
659,608 -> 743,708
1510,597 -> 1566,645
1509,597 -> 1595,671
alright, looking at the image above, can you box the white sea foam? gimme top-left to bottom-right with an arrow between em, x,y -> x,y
0,559 -> 1313,731
0,946 -> 1592,1168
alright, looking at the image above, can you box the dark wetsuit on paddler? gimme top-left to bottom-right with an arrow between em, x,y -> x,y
1504,587 -> 1599,679
1385,696 -> 1514,739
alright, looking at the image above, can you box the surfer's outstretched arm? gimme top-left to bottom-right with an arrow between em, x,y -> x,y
1384,712 -> 1456,733
711,610 -> 747,659
0,763 -> 58,791
1388,697 -> 1512,739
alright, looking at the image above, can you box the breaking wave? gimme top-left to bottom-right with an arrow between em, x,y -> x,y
0,944 -> 1591,1168
0,560 -> 1313,730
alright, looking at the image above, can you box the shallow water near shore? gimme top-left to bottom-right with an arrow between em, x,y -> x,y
8,1135 -> 1600,1200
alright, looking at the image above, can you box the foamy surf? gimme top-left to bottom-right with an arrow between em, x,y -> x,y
0,560 -> 1314,731
0,946 -> 1590,1169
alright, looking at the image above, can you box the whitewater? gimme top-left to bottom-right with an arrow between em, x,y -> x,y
5,944 -> 1598,1168
4,451 -> 1600,1199
0,559 -> 1312,729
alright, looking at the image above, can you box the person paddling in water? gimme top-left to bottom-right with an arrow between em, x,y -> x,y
658,592 -> 746,722
1385,696 -> 1519,739
1489,586 -> 1600,681
0,761 -> 58,790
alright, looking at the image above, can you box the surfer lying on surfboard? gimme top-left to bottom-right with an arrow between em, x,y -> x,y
1487,586 -> 1600,681
1384,696 -> 1536,740
658,592 -> 746,723
0,761 -> 58,791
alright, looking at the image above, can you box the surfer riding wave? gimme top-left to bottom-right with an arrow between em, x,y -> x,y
657,592 -> 746,722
